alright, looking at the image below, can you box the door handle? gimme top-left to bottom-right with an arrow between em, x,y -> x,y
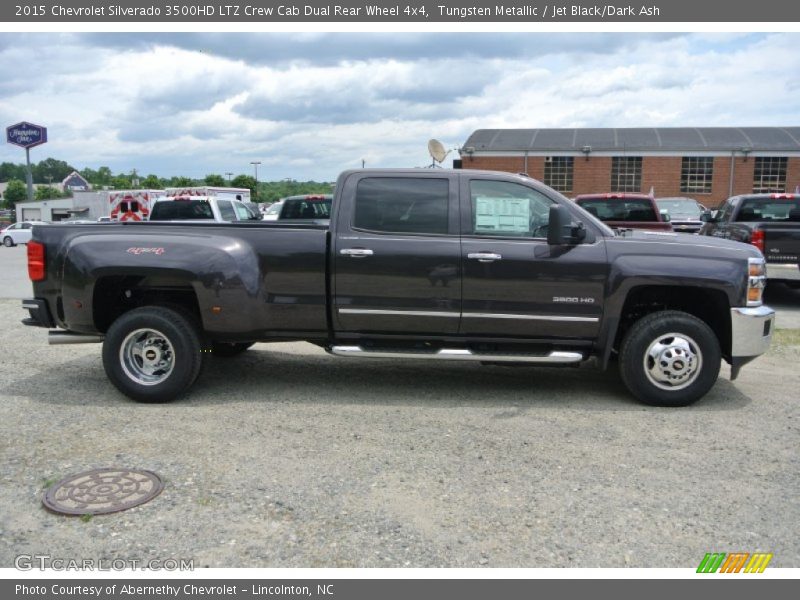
340,248 -> 374,257
467,252 -> 502,262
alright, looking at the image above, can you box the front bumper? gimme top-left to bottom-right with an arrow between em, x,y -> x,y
766,262 -> 800,282
730,305 -> 774,360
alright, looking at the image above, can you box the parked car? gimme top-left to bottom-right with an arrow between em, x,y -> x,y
655,197 -> 707,234
699,192 -> 800,288
149,196 -> 260,222
574,193 -> 673,231
23,169 -> 773,408
277,195 -> 332,221
262,201 -> 283,221
2,221 -> 47,246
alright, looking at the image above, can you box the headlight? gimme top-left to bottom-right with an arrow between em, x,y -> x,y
747,257 -> 766,306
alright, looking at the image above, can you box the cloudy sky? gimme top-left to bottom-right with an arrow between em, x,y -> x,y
0,32 -> 798,181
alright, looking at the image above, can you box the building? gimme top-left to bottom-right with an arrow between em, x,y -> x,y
458,127 -> 800,206
15,191 -> 108,222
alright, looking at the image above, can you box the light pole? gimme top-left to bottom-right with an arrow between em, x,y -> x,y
45,175 -> 53,199
250,161 -> 261,202
225,172 -> 233,183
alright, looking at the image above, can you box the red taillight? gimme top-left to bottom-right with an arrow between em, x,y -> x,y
28,241 -> 46,281
751,229 -> 765,253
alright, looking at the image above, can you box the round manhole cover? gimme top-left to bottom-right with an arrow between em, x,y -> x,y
43,468 -> 164,516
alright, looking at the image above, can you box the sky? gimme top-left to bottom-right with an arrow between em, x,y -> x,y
0,32 -> 798,182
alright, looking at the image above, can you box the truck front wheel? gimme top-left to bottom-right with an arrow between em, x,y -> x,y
619,310 -> 721,407
102,306 -> 203,402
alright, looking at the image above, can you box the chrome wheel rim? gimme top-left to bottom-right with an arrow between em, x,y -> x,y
119,328 -> 175,386
643,332 -> 702,391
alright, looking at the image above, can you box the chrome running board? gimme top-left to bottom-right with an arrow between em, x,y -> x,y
328,345 -> 583,364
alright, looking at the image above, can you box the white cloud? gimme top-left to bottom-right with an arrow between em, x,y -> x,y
0,33 -> 796,181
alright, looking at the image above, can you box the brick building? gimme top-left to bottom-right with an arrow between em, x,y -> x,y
458,127 -> 800,207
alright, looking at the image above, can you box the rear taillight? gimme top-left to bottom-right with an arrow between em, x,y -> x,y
27,241 -> 45,281
750,229 -> 765,253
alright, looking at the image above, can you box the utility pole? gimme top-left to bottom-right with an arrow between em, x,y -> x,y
225,172 -> 233,183
250,161 -> 261,201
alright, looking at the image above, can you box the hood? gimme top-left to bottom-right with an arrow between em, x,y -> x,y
614,228 -> 762,258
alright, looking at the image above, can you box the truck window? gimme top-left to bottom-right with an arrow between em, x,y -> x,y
150,200 -> 214,220
470,180 -> 554,237
232,202 -> 251,221
217,200 -> 237,221
353,177 -> 448,235
736,198 -> 800,222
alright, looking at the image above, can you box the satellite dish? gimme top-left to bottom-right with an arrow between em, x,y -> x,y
428,139 -> 448,167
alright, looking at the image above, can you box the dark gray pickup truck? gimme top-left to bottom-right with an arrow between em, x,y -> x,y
23,169 -> 774,407
699,192 -> 800,288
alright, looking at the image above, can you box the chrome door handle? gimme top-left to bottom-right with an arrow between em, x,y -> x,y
467,252 -> 502,262
340,248 -> 374,257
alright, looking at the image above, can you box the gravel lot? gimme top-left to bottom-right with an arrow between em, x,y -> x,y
0,245 -> 798,568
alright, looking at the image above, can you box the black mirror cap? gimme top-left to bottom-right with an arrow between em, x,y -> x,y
700,210 -> 713,223
548,204 -> 586,245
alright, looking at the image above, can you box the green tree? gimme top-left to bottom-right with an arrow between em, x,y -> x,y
34,186 -> 67,201
3,179 -> 28,207
231,175 -> 257,197
142,174 -> 163,189
0,162 -> 27,182
168,176 -> 194,187
32,158 -> 75,184
204,174 -> 226,186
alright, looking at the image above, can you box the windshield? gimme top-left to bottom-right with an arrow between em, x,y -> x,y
656,199 -> 702,218
150,200 -> 214,220
577,198 -> 657,222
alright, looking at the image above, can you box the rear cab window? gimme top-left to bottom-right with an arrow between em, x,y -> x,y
736,197 -> 800,222
352,177 -> 449,235
150,200 -> 214,220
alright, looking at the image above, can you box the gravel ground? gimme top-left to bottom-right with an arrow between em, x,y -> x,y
0,297 -> 798,568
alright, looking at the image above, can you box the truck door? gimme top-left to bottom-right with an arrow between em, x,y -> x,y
459,175 -> 607,339
332,173 -> 461,335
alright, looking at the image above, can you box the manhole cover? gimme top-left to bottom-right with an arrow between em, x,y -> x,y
43,468 -> 164,516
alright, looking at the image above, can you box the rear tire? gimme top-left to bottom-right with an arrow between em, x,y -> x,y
619,310 -> 721,407
211,341 -> 254,357
3,237 -> 14,247
102,306 -> 203,403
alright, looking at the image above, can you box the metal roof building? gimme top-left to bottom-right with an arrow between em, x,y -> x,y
461,127 -> 800,154
458,127 -> 800,205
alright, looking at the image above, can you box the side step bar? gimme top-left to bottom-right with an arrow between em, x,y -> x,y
328,345 -> 584,364
48,331 -> 105,345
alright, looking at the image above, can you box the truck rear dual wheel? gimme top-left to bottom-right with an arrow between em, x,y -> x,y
619,310 -> 721,407
102,306 -> 204,403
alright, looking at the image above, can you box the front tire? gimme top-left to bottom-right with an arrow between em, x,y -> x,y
3,236 -> 14,247
102,306 -> 203,402
619,310 -> 721,407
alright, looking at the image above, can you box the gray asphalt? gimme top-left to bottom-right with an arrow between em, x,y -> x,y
0,244 -> 798,568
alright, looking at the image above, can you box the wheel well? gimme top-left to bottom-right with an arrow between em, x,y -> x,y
616,286 -> 731,357
93,275 -> 201,334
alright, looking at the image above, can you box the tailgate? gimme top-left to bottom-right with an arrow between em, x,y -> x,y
762,225 -> 800,263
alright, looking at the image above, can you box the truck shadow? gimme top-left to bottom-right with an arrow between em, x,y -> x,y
4,344 -> 752,412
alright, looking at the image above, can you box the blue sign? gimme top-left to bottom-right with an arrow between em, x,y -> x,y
6,121 -> 47,149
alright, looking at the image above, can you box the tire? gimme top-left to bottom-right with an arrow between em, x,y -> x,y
619,310 -> 721,407
211,341 -> 254,357
102,306 -> 204,403
3,237 -> 14,247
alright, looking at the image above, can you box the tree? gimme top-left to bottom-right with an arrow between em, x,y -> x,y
0,162 -> 27,182
3,179 -> 28,207
168,176 -> 194,187
230,175 -> 257,196
204,174 -> 226,186
32,158 -> 75,184
142,174 -> 163,189
35,186 -> 67,201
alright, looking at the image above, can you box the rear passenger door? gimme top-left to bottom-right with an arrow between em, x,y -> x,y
332,173 -> 461,334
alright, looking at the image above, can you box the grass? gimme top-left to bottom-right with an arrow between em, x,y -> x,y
773,329 -> 800,347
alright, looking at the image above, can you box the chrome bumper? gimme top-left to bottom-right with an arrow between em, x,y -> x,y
730,305 -> 774,358
766,263 -> 800,282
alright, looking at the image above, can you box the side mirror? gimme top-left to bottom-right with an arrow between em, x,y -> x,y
700,210 -> 715,223
659,209 -> 671,222
548,204 -> 587,246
